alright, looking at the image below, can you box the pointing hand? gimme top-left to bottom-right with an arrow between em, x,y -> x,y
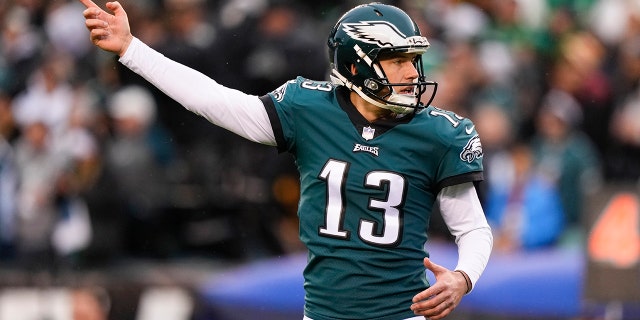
79,0 -> 133,56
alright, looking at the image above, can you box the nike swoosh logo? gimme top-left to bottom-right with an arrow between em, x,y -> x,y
465,125 -> 475,135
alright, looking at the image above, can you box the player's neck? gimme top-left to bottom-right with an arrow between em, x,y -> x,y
350,92 -> 395,122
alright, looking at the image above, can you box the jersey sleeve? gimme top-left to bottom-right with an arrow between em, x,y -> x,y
259,77 -> 310,153
433,110 -> 484,191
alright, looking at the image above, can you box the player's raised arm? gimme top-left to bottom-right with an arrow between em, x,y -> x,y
79,0 -> 133,56
77,0 -> 276,145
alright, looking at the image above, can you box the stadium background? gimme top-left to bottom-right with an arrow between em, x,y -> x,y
0,0 -> 639,319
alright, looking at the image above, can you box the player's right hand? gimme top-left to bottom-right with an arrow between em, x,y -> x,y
79,0 -> 133,57
410,258 -> 466,320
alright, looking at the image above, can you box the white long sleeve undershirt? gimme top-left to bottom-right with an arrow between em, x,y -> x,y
438,182 -> 493,291
119,37 -> 277,145
119,36 -> 492,290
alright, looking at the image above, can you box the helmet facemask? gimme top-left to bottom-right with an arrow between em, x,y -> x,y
362,51 -> 437,114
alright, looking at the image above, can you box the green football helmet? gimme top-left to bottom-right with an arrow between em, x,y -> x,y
327,2 -> 438,114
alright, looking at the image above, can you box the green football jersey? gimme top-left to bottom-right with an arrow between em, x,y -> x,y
260,77 -> 483,320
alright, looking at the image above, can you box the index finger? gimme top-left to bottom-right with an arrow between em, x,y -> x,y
412,282 -> 443,303
78,0 -> 99,9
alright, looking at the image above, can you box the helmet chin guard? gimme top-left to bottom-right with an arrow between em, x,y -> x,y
327,3 -> 438,114
330,70 -> 435,114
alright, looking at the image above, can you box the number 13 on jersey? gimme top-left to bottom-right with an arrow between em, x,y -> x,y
317,159 -> 407,247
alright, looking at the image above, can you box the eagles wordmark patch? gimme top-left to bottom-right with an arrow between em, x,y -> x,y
353,143 -> 379,156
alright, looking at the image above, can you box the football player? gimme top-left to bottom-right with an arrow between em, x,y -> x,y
79,1 -> 493,319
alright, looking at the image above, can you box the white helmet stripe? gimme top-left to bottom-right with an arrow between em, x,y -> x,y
353,44 -> 385,79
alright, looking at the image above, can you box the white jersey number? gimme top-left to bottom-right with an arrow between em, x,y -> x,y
318,159 -> 406,247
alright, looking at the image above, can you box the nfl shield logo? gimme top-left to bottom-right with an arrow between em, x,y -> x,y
362,126 -> 375,140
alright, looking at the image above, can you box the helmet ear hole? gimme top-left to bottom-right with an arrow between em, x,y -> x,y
364,79 -> 380,92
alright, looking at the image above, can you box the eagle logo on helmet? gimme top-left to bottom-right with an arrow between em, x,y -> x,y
460,135 -> 483,163
342,21 -> 428,48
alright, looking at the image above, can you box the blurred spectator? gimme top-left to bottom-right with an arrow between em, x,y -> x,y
72,287 -> 110,320
148,0 -> 222,147
477,0 -> 545,130
533,5 -> 579,63
0,92 -> 18,141
0,4 -> 43,95
270,171 -> 303,253
552,31 -> 612,156
211,0 -> 267,92
606,4 -> 640,181
480,0 -> 535,83
588,0 -> 636,47
50,92 -> 101,263
104,85 -> 177,256
242,3 -> 328,94
530,89 -> 602,229
9,44 -> 99,267
12,51 -> 75,137
0,133 -> 18,260
430,41 -> 488,118
440,1 -> 489,43
0,98 -> 18,259
472,102 -> 516,203
163,0 -> 217,52
44,0 -> 92,59
13,120 -> 65,270
608,84 -> 640,181
485,141 -> 566,252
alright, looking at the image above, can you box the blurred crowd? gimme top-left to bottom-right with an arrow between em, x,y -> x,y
0,0 -> 639,274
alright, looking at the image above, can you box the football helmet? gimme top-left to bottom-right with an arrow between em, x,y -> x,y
327,3 -> 438,114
